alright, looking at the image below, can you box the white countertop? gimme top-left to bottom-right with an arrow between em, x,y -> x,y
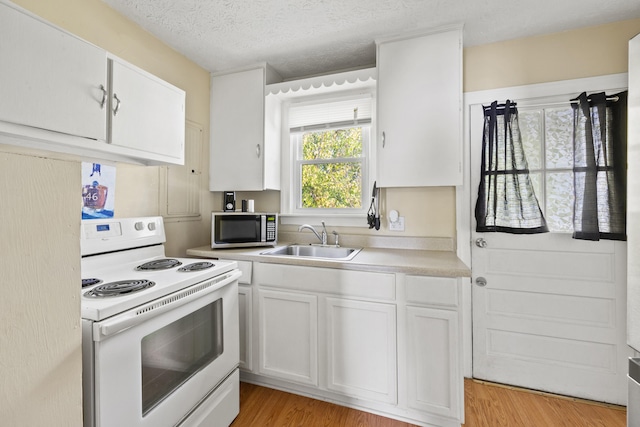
186,243 -> 470,278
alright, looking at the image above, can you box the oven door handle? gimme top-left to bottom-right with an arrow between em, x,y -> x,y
94,269 -> 241,341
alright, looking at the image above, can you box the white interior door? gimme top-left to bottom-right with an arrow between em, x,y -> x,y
468,86 -> 628,404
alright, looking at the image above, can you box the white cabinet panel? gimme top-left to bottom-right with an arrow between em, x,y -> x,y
0,1 -> 106,141
0,1 -> 185,166
406,306 -> 461,419
377,27 -> 462,187
238,285 -> 253,371
160,121 -> 202,219
109,58 -> 185,164
326,298 -> 397,404
210,67 -> 280,191
258,289 -> 318,385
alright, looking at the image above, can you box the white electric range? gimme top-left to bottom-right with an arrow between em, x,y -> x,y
81,216 -> 241,427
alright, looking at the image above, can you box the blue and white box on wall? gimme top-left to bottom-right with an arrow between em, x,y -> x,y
82,162 -> 115,219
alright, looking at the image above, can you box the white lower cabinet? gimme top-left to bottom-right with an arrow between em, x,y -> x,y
258,289 -> 318,385
326,297 -> 397,403
246,262 -> 463,427
406,306 -> 460,418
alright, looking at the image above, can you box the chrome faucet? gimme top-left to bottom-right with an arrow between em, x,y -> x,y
298,222 -> 327,245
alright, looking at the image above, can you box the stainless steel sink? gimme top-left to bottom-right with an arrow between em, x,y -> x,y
261,244 -> 362,261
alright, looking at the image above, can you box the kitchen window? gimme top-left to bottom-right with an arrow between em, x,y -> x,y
280,94 -> 375,225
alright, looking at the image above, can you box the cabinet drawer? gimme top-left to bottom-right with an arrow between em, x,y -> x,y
219,259 -> 252,284
405,276 -> 459,308
256,263 -> 395,300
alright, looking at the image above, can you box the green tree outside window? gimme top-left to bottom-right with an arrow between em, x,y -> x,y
299,127 -> 364,209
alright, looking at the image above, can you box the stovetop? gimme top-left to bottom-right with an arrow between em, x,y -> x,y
81,246 -> 237,321
80,217 -> 236,322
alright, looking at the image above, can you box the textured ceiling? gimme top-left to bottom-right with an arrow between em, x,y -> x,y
101,0 -> 640,80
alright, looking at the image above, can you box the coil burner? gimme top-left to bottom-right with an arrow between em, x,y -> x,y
178,262 -> 215,272
84,279 -> 155,297
135,258 -> 182,271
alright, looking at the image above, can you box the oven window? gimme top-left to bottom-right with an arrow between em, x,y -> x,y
141,299 -> 224,415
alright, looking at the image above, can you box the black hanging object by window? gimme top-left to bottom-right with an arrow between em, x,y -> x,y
367,181 -> 380,230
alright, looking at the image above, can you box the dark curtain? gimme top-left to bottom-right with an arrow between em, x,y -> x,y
572,91 -> 627,241
475,100 -> 548,234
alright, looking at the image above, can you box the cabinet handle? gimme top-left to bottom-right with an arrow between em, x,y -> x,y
99,85 -> 107,109
256,144 -> 261,158
112,94 -> 121,116
382,131 -> 386,148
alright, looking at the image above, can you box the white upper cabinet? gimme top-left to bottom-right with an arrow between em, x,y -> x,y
0,0 -> 185,165
210,66 -> 281,191
108,57 -> 185,164
376,26 -> 463,187
0,0 -> 107,141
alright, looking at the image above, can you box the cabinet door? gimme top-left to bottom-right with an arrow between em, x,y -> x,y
210,68 -> 265,191
377,28 -> 462,187
238,285 -> 253,371
326,298 -> 397,404
406,306 -> 461,419
109,58 -> 185,164
0,1 -> 107,140
258,289 -> 318,385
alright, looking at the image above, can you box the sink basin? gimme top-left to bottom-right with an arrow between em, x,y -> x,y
261,245 -> 362,261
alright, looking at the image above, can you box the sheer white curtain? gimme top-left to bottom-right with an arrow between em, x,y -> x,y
475,100 -> 548,234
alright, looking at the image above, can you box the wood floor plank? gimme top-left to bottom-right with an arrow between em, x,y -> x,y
231,380 -> 626,426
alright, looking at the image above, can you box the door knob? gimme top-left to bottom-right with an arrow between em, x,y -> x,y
475,238 -> 487,248
475,277 -> 487,287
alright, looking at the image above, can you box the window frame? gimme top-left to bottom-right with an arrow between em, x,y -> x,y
291,123 -> 370,214
280,91 -> 376,227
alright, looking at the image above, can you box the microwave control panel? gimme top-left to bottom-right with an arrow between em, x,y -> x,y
266,216 -> 277,241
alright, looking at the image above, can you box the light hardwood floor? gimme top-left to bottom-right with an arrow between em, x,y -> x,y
231,379 -> 626,426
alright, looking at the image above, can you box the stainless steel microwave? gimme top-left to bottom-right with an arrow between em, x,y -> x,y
211,212 -> 277,248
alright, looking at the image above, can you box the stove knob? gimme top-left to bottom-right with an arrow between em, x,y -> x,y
148,222 -> 156,231
134,221 -> 144,231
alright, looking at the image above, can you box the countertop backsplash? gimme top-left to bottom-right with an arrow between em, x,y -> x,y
278,231 -> 455,252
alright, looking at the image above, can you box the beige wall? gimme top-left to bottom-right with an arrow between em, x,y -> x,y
0,152 -> 82,426
464,18 -> 640,92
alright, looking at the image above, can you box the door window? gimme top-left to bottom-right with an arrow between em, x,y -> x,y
140,299 -> 224,415
519,106 -> 574,232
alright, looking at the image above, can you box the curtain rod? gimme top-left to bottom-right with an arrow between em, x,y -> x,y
487,95 -> 620,110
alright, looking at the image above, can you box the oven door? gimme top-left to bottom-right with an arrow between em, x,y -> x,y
90,270 -> 240,427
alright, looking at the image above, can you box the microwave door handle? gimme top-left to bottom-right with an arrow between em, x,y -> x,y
94,270 -> 241,341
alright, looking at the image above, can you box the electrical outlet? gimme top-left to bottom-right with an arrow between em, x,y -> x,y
389,216 -> 405,231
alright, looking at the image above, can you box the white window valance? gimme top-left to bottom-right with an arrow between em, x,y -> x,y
265,67 -> 376,100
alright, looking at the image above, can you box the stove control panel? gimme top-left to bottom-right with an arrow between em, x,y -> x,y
84,222 -> 122,239
81,217 -> 166,256
135,220 -> 158,231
